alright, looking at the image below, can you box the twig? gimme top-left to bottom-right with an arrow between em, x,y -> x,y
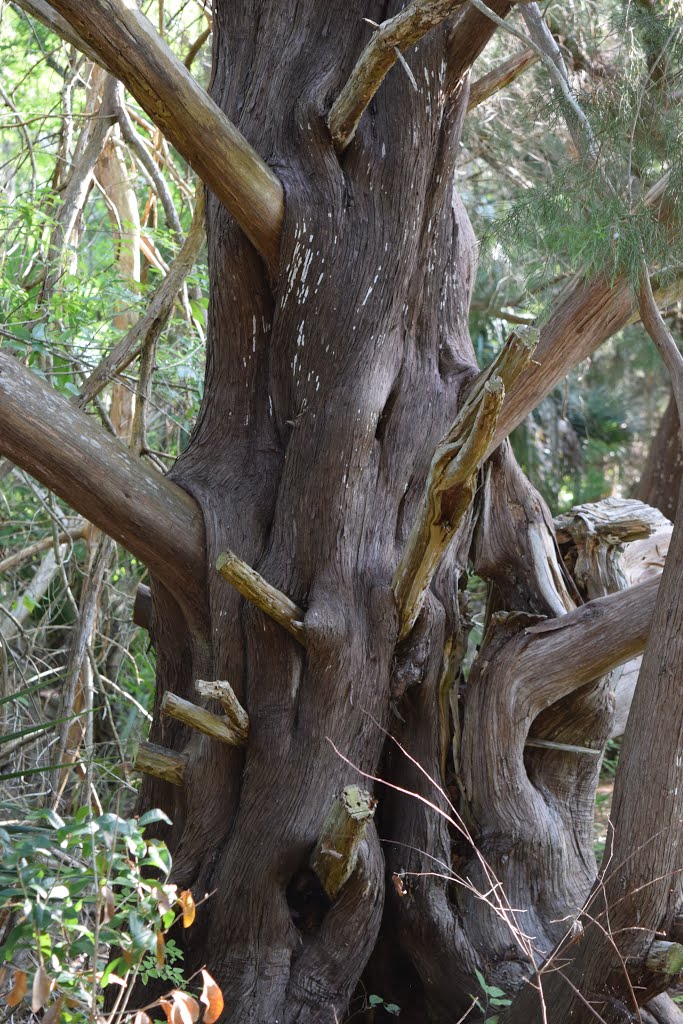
328,0 -> 468,152
638,262 -> 683,423
161,691 -> 248,746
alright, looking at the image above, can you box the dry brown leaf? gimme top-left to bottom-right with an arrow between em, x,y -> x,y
179,889 -> 196,928
159,997 -> 174,1023
42,994 -> 65,1024
31,963 -> 51,1012
156,930 -> 166,969
5,969 -> 27,1007
200,969 -> 224,1024
171,991 -> 200,1024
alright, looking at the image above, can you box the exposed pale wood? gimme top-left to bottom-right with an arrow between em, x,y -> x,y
134,741 -> 187,785
161,692 -> 248,746
468,47 -> 537,110
216,550 -> 305,645
328,0 -> 468,151
44,0 -> 283,272
645,942 -> 683,976
310,786 -> 377,901
195,680 -> 249,743
524,737 -> 600,755
0,351 -> 204,601
394,328 -> 538,639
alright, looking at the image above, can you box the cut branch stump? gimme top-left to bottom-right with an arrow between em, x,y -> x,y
310,785 -> 377,901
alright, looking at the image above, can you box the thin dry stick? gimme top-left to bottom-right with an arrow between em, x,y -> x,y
638,263 -> 683,422
79,189 -> 205,407
328,0 -> 468,151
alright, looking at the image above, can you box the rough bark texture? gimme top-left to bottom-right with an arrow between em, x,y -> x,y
4,2 -> 683,1022
637,392 -> 683,522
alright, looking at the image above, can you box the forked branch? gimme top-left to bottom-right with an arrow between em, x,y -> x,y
44,0 -> 283,272
216,551 -> 306,644
161,692 -> 248,746
328,0 -> 468,152
393,328 -> 538,639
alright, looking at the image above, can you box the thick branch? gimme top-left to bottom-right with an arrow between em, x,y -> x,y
12,0 -> 104,66
0,351 -> 204,599
216,550 -> 306,644
394,328 -> 537,639
468,47 -> 537,111
44,0 -> 283,272
492,175 -> 673,448
328,0 -> 467,152
195,680 -> 249,742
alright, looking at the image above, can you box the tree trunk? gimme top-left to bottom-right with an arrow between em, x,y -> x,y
5,2 -> 683,1022
637,391 -> 683,522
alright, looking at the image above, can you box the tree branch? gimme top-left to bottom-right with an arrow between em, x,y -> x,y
328,0 -> 468,152
0,351 -> 204,599
216,550 -> 306,644
639,263 -> 683,421
393,328 -> 538,639
44,0 -> 283,273
468,47 -> 537,111
79,188 -> 205,407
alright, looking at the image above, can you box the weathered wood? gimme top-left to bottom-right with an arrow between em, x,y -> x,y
44,0 -> 283,272
134,741 -> 187,786
645,941 -> 683,976
195,680 -> 249,743
328,0 -> 467,151
216,551 -> 305,645
310,786 -> 377,901
394,328 -> 538,639
0,351 -> 204,602
468,47 -> 537,110
161,692 -> 247,746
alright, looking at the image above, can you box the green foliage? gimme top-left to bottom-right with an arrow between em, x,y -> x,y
471,969 -> 511,1023
368,993 -> 401,1015
0,806 -> 180,1020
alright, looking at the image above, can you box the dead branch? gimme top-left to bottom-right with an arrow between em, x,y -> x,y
134,741 -> 187,785
328,0 -> 467,152
216,550 -> 306,644
161,692 -> 247,746
393,328 -> 538,639
639,264 -> 683,421
0,350 -> 204,601
0,523 -> 87,574
78,189 -> 205,407
468,47 -> 537,111
310,786 -> 377,900
12,0 -> 105,66
44,0 -> 283,272
195,680 -> 249,742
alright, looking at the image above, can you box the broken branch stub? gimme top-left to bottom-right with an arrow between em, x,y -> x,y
215,550 -> 306,645
161,691 -> 247,746
393,327 -> 538,639
134,741 -> 187,786
310,785 -> 377,901
195,679 -> 249,743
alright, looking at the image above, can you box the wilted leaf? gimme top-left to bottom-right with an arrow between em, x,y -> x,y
31,963 -> 51,1012
156,930 -> 165,969
42,995 -> 64,1024
179,890 -> 195,928
154,884 -> 173,916
171,991 -> 200,1024
133,1012 -> 152,1024
200,970 -> 224,1024
159,998 -> 174,1023
5,969 -> 27,1007
100,884 -> 115,923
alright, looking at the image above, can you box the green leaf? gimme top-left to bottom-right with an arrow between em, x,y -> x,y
138,809 -> 172,827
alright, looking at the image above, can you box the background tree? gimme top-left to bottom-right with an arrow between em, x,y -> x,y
2,1 -> 683,1022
